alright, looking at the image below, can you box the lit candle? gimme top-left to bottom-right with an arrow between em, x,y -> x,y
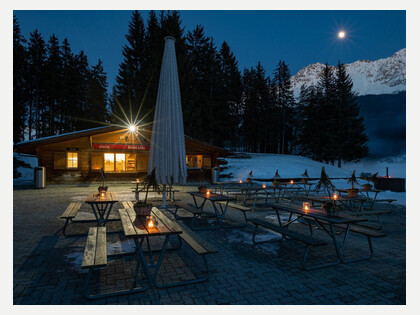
136,178 -> 140,183
100,191 -> 105,198
290,180 -> 294,185
333,193 -> 338,200
303,202 -> 310,213
262,184 -> 266,189
206,189 -> 210,197
148,220 -> 154,228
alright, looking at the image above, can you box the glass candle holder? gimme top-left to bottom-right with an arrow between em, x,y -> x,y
147,215 -> 158,228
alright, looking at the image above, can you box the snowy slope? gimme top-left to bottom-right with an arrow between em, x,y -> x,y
13,153 -> 38,185
220,153 -> 406,205
290,48 -> 406,97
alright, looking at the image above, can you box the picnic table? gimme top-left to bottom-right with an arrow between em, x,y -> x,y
299,194 -> 367,212
84,192 -> 118,226
188,191 -> 236,228
336,188 -> 384,210
266,202 -> 384,269
131,181 -> 178,201
213,180 -> 256,194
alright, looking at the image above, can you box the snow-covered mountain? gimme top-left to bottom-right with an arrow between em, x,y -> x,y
290,48 -> 406,97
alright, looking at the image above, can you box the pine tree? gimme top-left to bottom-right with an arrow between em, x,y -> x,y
273,61 -> 296,154
86,59 -> 109,127
335,61 -> 368,164
316,62 -> 337,162
44,34 -> 62,136
186,25 -> 222,143
60,38 -> 78,133
27,29 -> 47,139
217,41 -> 242,148
114,10 -> 147,124
13,15 -> 27,143
241,63 -> 271,152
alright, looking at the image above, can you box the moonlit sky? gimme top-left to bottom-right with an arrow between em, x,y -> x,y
14,10 -> 406,92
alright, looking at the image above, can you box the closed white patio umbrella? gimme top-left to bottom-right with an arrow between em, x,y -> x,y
148,36 -> 187,208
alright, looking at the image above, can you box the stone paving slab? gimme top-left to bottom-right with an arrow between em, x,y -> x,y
13,184 -> 406,305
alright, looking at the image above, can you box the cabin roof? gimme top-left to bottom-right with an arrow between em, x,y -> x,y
14,126 -> 231,156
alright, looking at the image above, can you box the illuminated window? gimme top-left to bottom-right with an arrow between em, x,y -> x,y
103,153 -> 136,172
104,153 -> 114,172
186,155 -> 204,168
66,152 -> 78,169
115,154 -> 126,172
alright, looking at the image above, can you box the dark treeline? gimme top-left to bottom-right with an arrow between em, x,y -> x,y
13,15 -> 109,143
13,11 -> 368,165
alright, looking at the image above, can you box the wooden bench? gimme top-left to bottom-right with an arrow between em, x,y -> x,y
172,201 -> 203,217
247,218 -> 327,270
60,202 -> 82,236
333,223 -> 386,263
350,209 -> 392,230
371,199 -> 397,208
152,208 -> 218,287
300,215 -> 387,263
82,227 -> 107,299
215,201 -> 253,225
121,201 -> 134,209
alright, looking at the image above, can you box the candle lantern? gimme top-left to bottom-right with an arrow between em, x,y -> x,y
333,192 -> 338,200
146,215 -> 158,228
303,202 -> 310,212
100,191 -> 105,198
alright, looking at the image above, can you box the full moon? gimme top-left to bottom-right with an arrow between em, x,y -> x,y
338,31 -> 346,39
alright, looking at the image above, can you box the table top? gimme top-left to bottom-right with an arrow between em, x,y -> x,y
268,202 -> 364,224
336,188 -> 383,193
188,191 -> 235,201
300,195 -> 367,203
118,207 -> 182,238
85,192 -> 118,203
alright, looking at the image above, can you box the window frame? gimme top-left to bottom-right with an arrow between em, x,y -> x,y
66,152 -> 78,169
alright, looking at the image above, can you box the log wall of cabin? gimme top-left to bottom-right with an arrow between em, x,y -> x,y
23,130 -> 228,183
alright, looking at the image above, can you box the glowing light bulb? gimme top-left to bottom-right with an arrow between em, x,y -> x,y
128,125 -> 136,132
338,31 -> 346,39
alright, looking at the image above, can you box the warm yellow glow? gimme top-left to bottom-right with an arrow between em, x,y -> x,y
303,202 -> 310,212
239,179 -> 242,184
206,189 -> 210,196
128,125 -> 136,132
148,220 -> 154,228
262,184 -> 266,189
333,193 -> 338,200
338,31 -> 346,39
290,180 -> 294,184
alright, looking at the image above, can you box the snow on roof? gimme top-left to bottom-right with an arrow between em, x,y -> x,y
15,125 -> 118,146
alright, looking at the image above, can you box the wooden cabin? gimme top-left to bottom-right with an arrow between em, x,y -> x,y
13,126 -> 230,183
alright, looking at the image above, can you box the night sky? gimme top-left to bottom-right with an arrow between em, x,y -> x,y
14,10 -> 406,92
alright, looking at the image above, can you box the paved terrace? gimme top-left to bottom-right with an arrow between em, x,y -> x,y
13,184 -> 406,305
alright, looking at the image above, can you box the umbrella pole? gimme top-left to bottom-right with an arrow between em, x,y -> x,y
162,184 -> 167,209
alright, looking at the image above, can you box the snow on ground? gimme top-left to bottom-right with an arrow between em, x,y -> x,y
221,153 -> 406,206
13,152 -> 38,185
